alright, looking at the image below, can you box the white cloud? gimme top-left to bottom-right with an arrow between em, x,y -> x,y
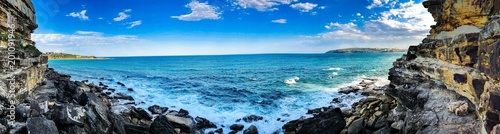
75,31 -> 102,36
114,9 -> 131,21
98,17 -> 103,20
236,0 -> 291,11
171,1 -> 221,21
367,0 -> 390,9
32,32 -> 145,47
313,1 -> 434,48
271,19 -> 287,24
290,2 -> 318,12
127,20 -> 142,28
66,10 -> 89,20
319,6 -> 325,9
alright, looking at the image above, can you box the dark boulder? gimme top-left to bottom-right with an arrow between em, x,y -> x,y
125,123 -> 150,134
150,115 -> 176,134
177,109 -> 190,117
214,128 -> 223,134
148,105 -> 168,115
243,125 -> 258,134
242,115 -> 263,123
230,124 -> 244,131
80,92 -> 112,133
195,116 -> 217,130
52,104 -> 86,126
117,82 -> 125,86
26,117 -> 59,134
131,107 -> 153,120
165,114 -> 195,133
114,93 -> 134,100
283,108 -> 345,134
347,117 -> 365,134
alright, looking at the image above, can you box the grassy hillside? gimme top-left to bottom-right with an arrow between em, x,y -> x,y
45,53 -> 107,60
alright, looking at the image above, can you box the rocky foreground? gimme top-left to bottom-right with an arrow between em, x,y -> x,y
0,68 -> 267,134
0,67 -> 395,134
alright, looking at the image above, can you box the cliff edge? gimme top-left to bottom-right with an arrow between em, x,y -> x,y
388,0 -> 500,133
283,0 -> 500,134
0,0 -> 47,104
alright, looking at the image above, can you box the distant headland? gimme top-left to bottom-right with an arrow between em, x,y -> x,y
326,47 -> 407,53
45,52 -> 108,60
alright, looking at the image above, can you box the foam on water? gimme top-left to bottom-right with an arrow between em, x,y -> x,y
48,53 -> 404,134
284,76 -> 300,85
323,67 -> 342,71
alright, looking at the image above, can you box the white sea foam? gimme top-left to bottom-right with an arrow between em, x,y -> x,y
284,76 -> 300,85
323,67 -> 342,71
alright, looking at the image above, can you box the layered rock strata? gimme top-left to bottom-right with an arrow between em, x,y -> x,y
284,0 -> 500,134
0,0 -> 46,103
388,0 -> 500,133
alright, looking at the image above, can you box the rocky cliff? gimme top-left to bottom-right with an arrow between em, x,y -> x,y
388,0 -> 500,133
283,0 -> 500,134
0,0 -> 47,103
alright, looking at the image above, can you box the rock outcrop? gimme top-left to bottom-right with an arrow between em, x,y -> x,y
284,1 -> 500,133
0,0 -> 46,103
387,0 -> 500,133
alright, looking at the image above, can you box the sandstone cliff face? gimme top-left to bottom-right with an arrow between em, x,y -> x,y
389,0 -> 500,133
0,0 -> 47,102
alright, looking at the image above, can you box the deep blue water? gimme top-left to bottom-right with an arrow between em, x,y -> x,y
48,53 -> 403,133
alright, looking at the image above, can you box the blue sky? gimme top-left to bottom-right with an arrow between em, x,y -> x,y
31,0 -> 433,56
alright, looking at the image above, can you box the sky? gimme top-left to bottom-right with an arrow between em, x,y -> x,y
31,0 -> 434,56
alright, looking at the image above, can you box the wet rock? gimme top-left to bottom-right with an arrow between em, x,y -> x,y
80,92 -> 112,133
332,98 -> 340,103
165,114 -> 195,133
347,117 -> 365,134
128,88 -> 134,91
243,125 -> 258,134
242,115 -> 264,123
283,108 -> 345,134
114,93 -> 134,100
391,120 -> 404,130
131,107 -> 153,120
195,116 -> 217,129
214,128 -> 223,134
149,115 -> 176,134
117,82 -> 125,86
177,108 -> 190,117
124,123 -> 150,134
148,105 -> 168,115
307,107 -> 329,115
230,124 -> 244,131
26,117 -> 59,134
338,87 -> 359,94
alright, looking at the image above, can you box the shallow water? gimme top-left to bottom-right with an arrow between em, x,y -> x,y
48,53 -> 403,133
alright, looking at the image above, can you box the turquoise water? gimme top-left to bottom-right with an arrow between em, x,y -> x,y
48,53 -> 403,133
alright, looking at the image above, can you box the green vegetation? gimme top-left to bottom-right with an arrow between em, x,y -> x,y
326,48 -> 407,53
45,53 -> 108,60
18,45 -> 42,57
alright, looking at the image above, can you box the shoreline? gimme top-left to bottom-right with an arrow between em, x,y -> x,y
48,58 -> 110,60
52,68 -> 391,134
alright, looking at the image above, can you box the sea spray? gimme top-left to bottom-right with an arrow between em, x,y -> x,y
48,53 -> 404,133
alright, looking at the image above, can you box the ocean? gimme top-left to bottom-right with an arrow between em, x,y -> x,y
48,53 -> 404,133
